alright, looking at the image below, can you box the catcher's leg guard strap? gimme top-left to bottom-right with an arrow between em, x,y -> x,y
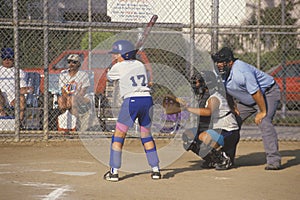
141,136 -> 159,168
206,129 -> 224,147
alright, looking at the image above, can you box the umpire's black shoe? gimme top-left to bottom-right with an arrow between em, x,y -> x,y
265,164 -> 281,170
103,171 -> 119,182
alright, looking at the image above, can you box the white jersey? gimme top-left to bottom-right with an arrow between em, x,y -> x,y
207,91 -> 239,131
58,70 -> 90,96
107,60 -> 151,99
0,65 -> 27,104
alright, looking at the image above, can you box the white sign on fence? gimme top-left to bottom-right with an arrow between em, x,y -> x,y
108,0 -> 154,23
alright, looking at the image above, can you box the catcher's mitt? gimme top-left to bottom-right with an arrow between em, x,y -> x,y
162,94 -> 182,114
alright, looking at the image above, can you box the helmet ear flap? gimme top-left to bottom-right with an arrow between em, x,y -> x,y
122,49 -> 137,60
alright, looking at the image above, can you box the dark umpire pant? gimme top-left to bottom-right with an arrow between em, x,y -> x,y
237,83 -> 281,166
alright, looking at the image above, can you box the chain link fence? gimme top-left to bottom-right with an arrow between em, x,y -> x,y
0,0 -> 299,142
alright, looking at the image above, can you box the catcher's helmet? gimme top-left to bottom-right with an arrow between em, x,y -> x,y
200,71 -> 219,91
1,47 -> 14,59
190,72 -> 207,95
211,47 -> 236,63
110,40 -> 136,60
191,73 -> 206,87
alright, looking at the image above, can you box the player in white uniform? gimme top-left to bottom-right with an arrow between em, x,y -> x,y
104,40 -> 161,181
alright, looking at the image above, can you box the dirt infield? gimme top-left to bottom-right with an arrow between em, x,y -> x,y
0,140 -> 299,200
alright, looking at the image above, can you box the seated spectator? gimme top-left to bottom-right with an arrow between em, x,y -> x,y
57,54 -> 91,117
0,47 -> 33,122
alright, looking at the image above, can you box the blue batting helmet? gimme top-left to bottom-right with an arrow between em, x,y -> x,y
110,40 -> 136,60
1,47 -> 14,59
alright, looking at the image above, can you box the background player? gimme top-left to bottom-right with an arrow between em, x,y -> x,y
104,40 -> 161,181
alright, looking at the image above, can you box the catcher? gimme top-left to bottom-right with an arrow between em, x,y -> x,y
178,71 -> 240,170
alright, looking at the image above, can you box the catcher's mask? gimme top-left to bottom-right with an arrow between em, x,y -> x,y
211,47 -> 237,77
190,73 -> 206,96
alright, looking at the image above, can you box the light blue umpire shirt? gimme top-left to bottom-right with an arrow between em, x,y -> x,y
225,60 -> 275,106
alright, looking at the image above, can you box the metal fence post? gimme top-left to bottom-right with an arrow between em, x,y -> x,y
211,0 -> 219,54
88,0 -> 92,70
43,0 -> 49,140
13,0 -> 20,141
190,0 -> 195,77
281,0 -> 287,118
256,0 -> 261,70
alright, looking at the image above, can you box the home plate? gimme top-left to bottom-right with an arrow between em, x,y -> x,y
54,172 -> 96,176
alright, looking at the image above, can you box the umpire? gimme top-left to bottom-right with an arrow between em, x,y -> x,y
212,47 -> 281,170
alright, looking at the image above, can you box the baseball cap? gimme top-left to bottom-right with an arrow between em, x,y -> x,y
67,54 -> 80,62
1,47 -> 14,59
211,47 -> 237,63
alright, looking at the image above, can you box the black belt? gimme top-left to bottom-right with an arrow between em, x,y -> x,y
265,81 -> 276,93
217,111 -> 232,119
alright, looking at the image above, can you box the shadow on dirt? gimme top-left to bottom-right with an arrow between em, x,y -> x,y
119,159 -> 203,181
119,149 -> 299,180
235,149 -> 300,169
162,148 -> 300,179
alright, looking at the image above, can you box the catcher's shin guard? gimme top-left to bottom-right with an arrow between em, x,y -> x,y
198,142 -> 213,158
182,129 -> 201,154
182,133 -> 195,151
183,138 -> 201,155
